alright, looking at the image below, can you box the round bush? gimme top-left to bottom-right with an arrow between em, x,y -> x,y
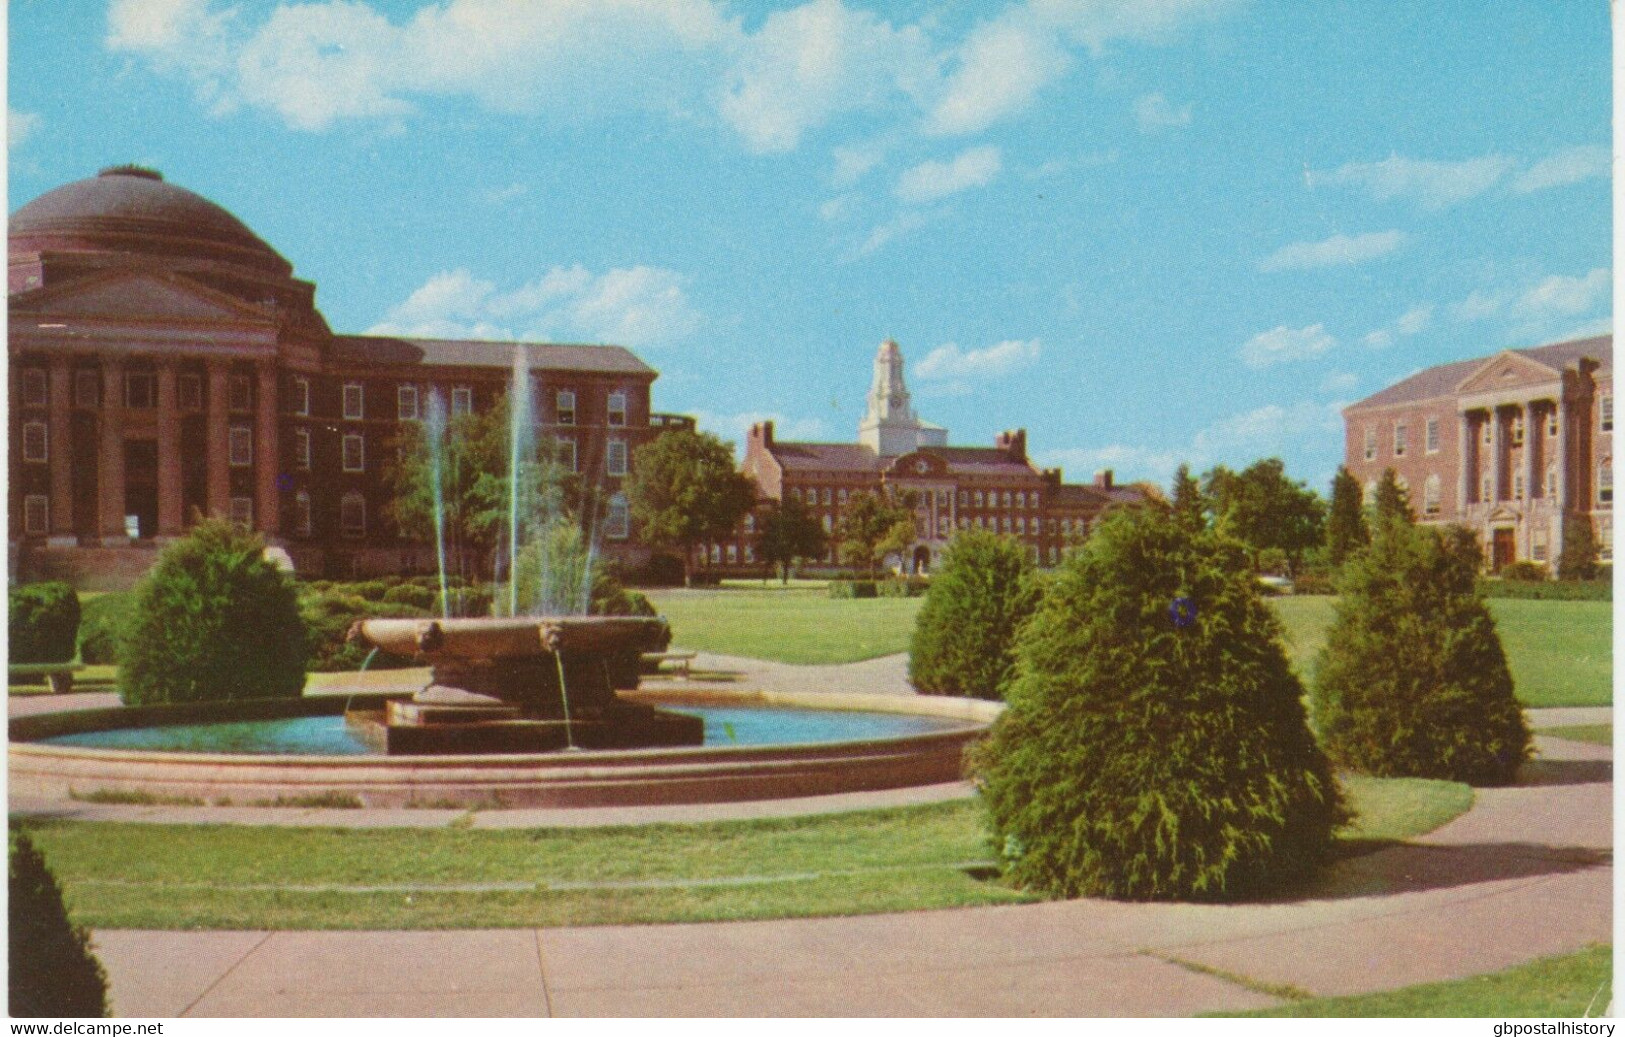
971,506 -> 1347,901
75,592 -> 134,665
382,583 -> 438,610
119,520 -> 308,705
908,530 -> 1039,700
10,827 -> 108,1017
1313,520 -> 1531,785
1499,560 -> 1548,583
9,583 -> 81,665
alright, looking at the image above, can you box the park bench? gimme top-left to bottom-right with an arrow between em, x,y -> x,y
9,661 -> 84,694
641,651 -> 698,678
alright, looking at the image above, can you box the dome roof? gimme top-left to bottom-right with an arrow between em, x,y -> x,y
10,166 -> 293,277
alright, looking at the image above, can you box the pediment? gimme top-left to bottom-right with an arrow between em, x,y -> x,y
13,270 -> 273,325
1455,350 -> 1561,397
888,451 -> 945,478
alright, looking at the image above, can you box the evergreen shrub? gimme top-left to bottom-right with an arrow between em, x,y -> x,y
382,583 -> 438,610
119,520 -> 308,704
76,592 -> 135,665
10,827 -> 109,1017
1477,579 -> 1610,602
877,577 -> 930,598
1313,521 -> 1531,785
299,590 -> 426,672
908,530 -> 1039,700
971,507 -> 1346,901
9,583 -> 81,665
1499,560 -> 1548,583
827,580 -> 877,599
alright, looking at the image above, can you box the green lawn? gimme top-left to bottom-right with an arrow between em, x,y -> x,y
1211,944 -> 1611,1018
15,772 -> 1467,931
644,584 -> 925,665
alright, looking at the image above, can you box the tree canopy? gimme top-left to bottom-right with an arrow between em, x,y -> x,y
624,429 -> 758,584
837,491 -> 916,577
1325,465 -> 1370,567
1202,458 -> 1326,570
757,496 -> 828,583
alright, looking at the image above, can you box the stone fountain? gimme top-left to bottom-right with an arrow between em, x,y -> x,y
346,615 -> 704,755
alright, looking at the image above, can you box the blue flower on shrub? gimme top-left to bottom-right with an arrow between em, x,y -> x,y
1169,596 -> 1197,629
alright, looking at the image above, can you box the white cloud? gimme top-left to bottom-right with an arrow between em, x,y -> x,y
1024,149 -> 1117,179
819,194 -> 856,221
1258,230 -> 1406,272
1452,289 -> 1505,323
914,339 -> 1040,380
831,138 -> 890,188
895,145 -> 1002,204
369,264 -> 702,348
1319,153 -> 1514,210
1191,400 -> 1343,457
1132,91 -> 1189,132
926,16 -> 1069,136
481,183 -> 528,205
8,108 -> 41,149
1238,324 -> 1336,368
1511,268 -> 1611,320
1361,329 -> 1393,350
1321,371 -> 1360,393
853,209 -> 932,257
1513,144 -> 1610,194
1394,304 -> 1433,336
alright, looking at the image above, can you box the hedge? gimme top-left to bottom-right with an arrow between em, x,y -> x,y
9,583 -> 81,665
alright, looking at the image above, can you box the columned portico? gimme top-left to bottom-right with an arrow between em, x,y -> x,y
97,357 -> 127,544
47,356 -> 75,545
156,361 -> 184,537
206,359 -> 231,520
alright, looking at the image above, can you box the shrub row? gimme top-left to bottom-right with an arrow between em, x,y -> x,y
827,580 -> 877,599
1478,577 -> 1612,601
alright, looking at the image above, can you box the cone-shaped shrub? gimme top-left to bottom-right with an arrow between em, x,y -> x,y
971,506 -> 1346,901
10,827 -> 109,1017
120,519 -> 307,705
1313,520 -> 1531,785
909,529 -> 1041,700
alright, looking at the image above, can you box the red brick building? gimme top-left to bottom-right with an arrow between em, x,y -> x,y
8,166 -> 680,585
1342,335 -> 1612,571
705,339 -> 1145,574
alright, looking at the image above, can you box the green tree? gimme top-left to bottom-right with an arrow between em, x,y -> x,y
837,490 -> 916,578
1313,517 -> 1531,785
1202,458 -> 1326,572
1170,463 -> 1204,530
1556,514 -> 1600,580
1372,468 -> 1413,524
908,529 -> 1041,700
625,429 -> 758,586
970,505 -> 1346,901
119,520 -> 308,705
1325,466 -> 1370,568
757,497 -> 828,584
10,827 -> 108,1017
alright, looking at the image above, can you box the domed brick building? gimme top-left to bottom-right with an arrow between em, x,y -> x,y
9,166 -> 681,585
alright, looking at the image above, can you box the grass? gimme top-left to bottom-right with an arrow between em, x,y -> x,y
1537,724 -> 1612,746
14,772 -> 1470,931
643,584 -> 925,664
7,663 -> 118,695
1209,944 -> 1612,1018
1270,595 -> 1612,708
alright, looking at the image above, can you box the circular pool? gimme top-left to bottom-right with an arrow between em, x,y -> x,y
9,690 -> 1000,808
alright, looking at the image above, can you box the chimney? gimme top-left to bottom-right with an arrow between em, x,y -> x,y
1094,469 -> 1114,489
996,429 -> 1027,460
751,420 -> 774,448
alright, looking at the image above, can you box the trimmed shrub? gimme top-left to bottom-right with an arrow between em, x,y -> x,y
350,580 -> 392,602
1499,560 -> 1548,583
827,580 -> 877,599
10,827 -> 109,1017
1313,520 -> 1532,785
878,577 -> 930,598
9,583 -> 81,665
299,589 -> 426,672
119,520 -> 308,705
1478,578 -> 1611,602
76,592 -> 135,665
908,530 -> 1039,700
382,583 -> 438,610
1557,514 -> 1600,581
971,507 -> 1346,901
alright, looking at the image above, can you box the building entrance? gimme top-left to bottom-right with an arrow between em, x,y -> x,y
124,439 -> 159,540
1491,527 -> 1516,572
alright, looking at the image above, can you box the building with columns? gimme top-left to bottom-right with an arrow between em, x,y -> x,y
715,339 -> 1144,574
1342,335 -> 1612,571
8,166 -> 681,585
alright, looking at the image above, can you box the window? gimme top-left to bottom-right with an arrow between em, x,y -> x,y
1599,462 -> 1612,507
606,439 -> 628,476
229,374 -> 251,413
1512,472 -> 1524,501
974,491 -> 985,508
451,386 -> 472,418
1016,517 -> 1026,535
125,371 -> 156,409
709,544 -> 721,564
229,497 -> 253,527
1482,420 -> 1493,447
744,513 -> 756,533
21,420 -> 48,463
608,391 -> 627,427
21,369 -> 46,408
291,376 -> 310,416
957,491 -> 967,506
229,427 -> 253,467
294,491 -> 313,537
1510,413 -> 1525,446
76,371 -> 100,409
556,437 -> 577,472
1546,465 -> 1558,499
1425,417 -> 1440,454
937,517 -> 949,536
790,488 -> 802,503
822,515 -> 832,532
744,545 -> 755,563
1481,472 -> 1493,503
1363,481 -> 1377,507
398,384 -> 420,421
342,434 -> 365,473
295,428 -> 312,471
23,495 -> 48,535
343,383 -> 364,420
178,374 -> 202,411
1599,520 -> 1614,561
726,544 -> 738,564
839,488 -> 849,503
340,492 -> 367,537
1393,423 -> 1408,457
1002,491 -> 1012,508
1602,395 -> 1614,433
556,390 -> 576,425
1533,527 -> 1549,563
1363,427 -> 1376,461
822,488 -> 832,506
1549,412 -> 1559,438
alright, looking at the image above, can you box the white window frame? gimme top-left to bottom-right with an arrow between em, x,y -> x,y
1363,426 -> 1376,461
556,437 -> 576,472
342,433 -> 366,473
295,490 -> 313,537
21,421 -> 47,463
1599,462 -> 1612,507
229,426 -> 253,467
21,369 -> 46,408
1546,465 -> 1558,499
229,374 -> 252,413
726,544 -> 738,564
1548,412 -> 1559,438
606,438 -> 628,477
607,390 -> 627,427
1425,417 -> 1440,454
398,384 -> 420,421
229,497 -> 253,527
291,376 -> 310,417
1481,472 -> 1493,503
1602,395 -> 1614,433
451,385 -> 473,418
23,495 -> 49,535
744,513 -> 756,533
295,428 -> 312,471
1393,423 -> 1408,457
1510,413 -> 1525,447
343,382 -> 365,421
340,492 -> 367,537
76,370 -> 101,409
125,371 -> 156,409
1512,472 -> 1524,501
556,390 -> 576,426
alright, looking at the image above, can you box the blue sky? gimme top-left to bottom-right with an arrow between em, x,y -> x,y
9,0 -> 1612,494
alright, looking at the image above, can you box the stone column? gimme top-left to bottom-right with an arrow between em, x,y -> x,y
1524,401 -> 1539,505
155,363 -> 184,537
254,359 -> 280,537
1490,407 -> 1506,502
1457,412 -> 1473,512
98,358 -> 127,543
206,359 -> 231,519
47,357 -> 75,544
1554,402 -> 1568,509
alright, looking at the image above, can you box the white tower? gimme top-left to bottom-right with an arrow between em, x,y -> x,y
858,338 -> 947,457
